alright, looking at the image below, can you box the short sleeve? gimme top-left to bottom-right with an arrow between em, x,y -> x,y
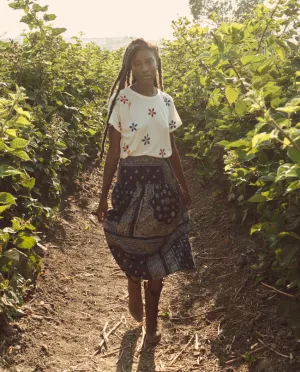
169,97 -> 183,133
108,93 -> 121,132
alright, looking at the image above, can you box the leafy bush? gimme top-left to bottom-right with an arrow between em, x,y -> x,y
0,0 -> 121,319
162,0 -> 300,331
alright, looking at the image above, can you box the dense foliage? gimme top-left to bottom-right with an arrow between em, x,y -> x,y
163,0 -> 300,332
1,0 -> 300,334
0,0 -> 121,318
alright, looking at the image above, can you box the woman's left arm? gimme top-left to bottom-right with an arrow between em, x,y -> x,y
169,132 -> 191,209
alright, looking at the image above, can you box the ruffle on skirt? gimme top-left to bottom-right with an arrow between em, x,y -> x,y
103,156 -> 195,280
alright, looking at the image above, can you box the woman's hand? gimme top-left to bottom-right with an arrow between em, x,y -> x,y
181,187 -> 191,210
96,196 -> 108,224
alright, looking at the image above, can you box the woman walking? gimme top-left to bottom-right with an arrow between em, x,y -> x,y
96,38 -> 195,345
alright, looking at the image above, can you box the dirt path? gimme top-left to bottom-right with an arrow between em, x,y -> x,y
0,157 -> 299,372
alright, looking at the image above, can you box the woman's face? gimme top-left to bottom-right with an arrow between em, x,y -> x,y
131,48 -> 157,85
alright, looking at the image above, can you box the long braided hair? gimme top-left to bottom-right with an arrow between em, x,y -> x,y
99,38 -> 164,161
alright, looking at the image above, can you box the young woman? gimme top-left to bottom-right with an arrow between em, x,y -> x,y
96,38 -> 195,345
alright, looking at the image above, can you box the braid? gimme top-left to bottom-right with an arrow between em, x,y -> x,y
99,38 -> 164,161
157,57 -> 164,91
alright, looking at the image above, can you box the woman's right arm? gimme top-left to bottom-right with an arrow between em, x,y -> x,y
96,125 -> 121,223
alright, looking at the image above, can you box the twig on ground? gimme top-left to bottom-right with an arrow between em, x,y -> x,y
216,272 -> 234,279
170,334 -> 195,365
30,313 -> 56,321
261,282 -> 296,299
194,334 -> 199,350
217,322 -> 222,335
137,326 -> 146,353
101,345 -> 130,358
102,321 -> 109,348
226,345 -> 269,364
258,337 -> 291,359
94,315 -> 125,355
194,255 -> 231,260
115,349 -> 124,365
170,306 -> 226,321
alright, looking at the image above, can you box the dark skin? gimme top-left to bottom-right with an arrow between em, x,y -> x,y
96,49 -> 191,226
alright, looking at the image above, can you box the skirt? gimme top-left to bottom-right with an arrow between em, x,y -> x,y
103,155 -> 195,280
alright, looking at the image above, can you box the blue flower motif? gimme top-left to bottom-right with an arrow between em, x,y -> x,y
142,134 -> 150,145
164,97 -> 171,106
129,122 -> 138,131
169,120 -> 176,129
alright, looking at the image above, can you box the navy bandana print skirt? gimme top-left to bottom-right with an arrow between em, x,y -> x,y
103,156 -> 195,280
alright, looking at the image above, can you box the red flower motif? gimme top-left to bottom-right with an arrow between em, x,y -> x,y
120,96 -> 128,104
123,144 -> 129,152
159,149 -> 166,157
148,108 -> 156,117
118,122 -> 122,131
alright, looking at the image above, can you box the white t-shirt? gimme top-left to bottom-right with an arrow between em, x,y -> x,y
108,87 -> 182,159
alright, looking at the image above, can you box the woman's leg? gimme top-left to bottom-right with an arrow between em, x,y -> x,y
144,279 -> 164,344
127,275 -> 143,322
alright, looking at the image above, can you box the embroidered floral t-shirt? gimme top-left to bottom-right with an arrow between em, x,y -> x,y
108,87 -> 182,159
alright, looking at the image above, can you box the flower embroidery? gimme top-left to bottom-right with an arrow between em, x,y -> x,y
169,120 -> 176,130
159,149 -> 166,157
148,108 -> 156,117
118,122 -> 122,131
164,97 -> 171,106
123,144 -> 129,152
129,122 -> 138,132
142,134 -> 150,145
120,96 -> 128,104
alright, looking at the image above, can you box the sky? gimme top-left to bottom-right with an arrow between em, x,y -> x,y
0,0 -> 192,40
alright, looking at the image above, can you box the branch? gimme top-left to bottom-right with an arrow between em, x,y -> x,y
261,282 -> 297,300
268,117 -> 300,152
228,59 -> 247,93
171,21 -> 209,73
257,0 -> 282,53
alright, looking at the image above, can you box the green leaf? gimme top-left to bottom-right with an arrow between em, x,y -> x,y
8,2 -> 25,10
240,55 -> 266,65
0,192 -> 16,205
16,116 -> 32,126
15,234 -> 36,249
52,28 -> 67,36
21,177 -> 35,189
248,194 -> 267,202
12,150 -> 31,161
276,106 -> 300,114
0,205 -> 12,214
288,148 -> 300,164
278,232 -> 300,240
252,133 -> 272,148
286,181 -> 300,194
0,165 -> 23,178
11,138 -> 28,149
216,140 -> 230,147
235,100 -> 247,116
43,13 -> 56,21
3,248 -> 20,262
227,139 -> 250,148
276,164 -> 300,182
87,129 -> 96,136
32,4 -> 48,12
225,86 -> 239,104
250,222 -> 276,234
6,129 -> 17,137
275,47 -> 285,62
